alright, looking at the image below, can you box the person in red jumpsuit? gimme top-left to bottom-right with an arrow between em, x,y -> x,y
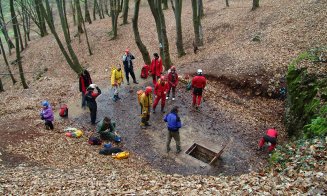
150,53 -> 163,85
258,128 -> 278,152
166,66 -> 179,101
153,76 -> 169,113
191,69 -> 206,109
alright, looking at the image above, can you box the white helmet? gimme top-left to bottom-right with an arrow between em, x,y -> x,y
197,69 -> 203,75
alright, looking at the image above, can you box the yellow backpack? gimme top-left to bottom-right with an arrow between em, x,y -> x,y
112,151 -> 129,160
137,90 -> 144,105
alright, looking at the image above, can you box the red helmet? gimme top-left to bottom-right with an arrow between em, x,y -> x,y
160,76 -> 166,81
125,48 -> 129,53
145,86 -> 152,94
171,66 -> 176,71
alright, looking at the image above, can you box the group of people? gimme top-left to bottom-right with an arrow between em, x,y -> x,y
39,49 -> 279,154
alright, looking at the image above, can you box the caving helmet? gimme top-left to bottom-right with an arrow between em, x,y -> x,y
197,69 -> 203,75
42,100 -> 49,107
160,76 -> 166,82
125,48 -> 129,53
145,86 -> 153,95
170,66 -> 176,71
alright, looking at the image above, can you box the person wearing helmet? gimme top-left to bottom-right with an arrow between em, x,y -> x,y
191,69 -> 206,109
111,64 -> 124,102
122,49 -> 138,85
140,86 -> 153,128
258,128 -> 278,152
150,53 -> 163,85
79,69 -> 92,109
153,76 -> 169,113
40,100 -> 54,130
166,66 -> 179,100
85,84 -> 102,125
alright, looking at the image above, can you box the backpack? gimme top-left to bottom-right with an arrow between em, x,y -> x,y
140,65 -> 149,79
59,104 -> 68,117
88,137 -> 102,145
137,90 -> 144,105
112,151 -> 129,160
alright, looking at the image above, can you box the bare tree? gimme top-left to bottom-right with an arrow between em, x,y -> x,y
84,0 -> 92,24
252,0 -> 259,10
0,37 -> 17,84
122,0 -> 129,24
110,0 -> 121,39
0,0 -> 15,54
171,0 -> 185,57
0,77 -> 4,92
132,0 -> 151,65
225,0 -> 229,7
192,0 -> 203,46
162,0 -> 168,10
10,0 -> 28,88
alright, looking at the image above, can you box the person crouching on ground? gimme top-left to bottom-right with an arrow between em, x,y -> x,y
191,69 -> 206,109
166,66 -> 179,101
140,86 -> 153,128
258,128 -> 278,152
164,106 -> 182,153
40,100 -> 54,130
85,84 -> 101,125
111,65 -> 124,102
96,117 -> 118,141
150,53 -> 163,85
153,76 -> 169,113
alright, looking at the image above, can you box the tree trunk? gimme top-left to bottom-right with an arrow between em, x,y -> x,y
76,0 -> 93,55
173,0 -> 185,57
93,0 -> 97,20
156,0 -> 172,70
63,0 -> 71,41
71,0 -> 77,25
18,8 -> 28,48
35,0 -> 48,36
192,0 -> 203,46
252,0 -> 259,10
132,0 -> 151,65
198,0 -> 203,18
0,77 -> 4,92
75,0 -> 84,33
0,37 -> 17,84
225,0 -> 229,7
110,0 -> 120,39
84,0 -> 92,24
104,0 -> 109,16
10,0 -> 28,89
17,16 -> 25,51
99,0 -> 105,19
162,0 -> 168,10
122,0 -> 129,24
148,0 -> 163,58
0,1 -> 15,53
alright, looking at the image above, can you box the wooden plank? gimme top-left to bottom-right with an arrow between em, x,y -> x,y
209,141 -> 230,165
185,143 -> 197,154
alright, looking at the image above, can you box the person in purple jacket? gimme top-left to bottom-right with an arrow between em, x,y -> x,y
164,106 -> 182,153
40,100 -> 54,130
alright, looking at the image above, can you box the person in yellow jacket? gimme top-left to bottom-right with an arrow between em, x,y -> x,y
111,65 -> 124,101
140,86 -> 153,128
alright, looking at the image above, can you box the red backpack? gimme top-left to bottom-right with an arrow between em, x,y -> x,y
59,104 -> 68,117
140,64 -> 150,79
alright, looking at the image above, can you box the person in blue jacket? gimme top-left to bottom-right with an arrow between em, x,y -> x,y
164,106 -> 182,153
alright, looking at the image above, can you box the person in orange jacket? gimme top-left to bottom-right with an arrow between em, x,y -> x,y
258,128 -> 278,152
191,69 -> 206,109
166,66 -> 179,101
153,76 -> 169,113
150,53 -> 163,85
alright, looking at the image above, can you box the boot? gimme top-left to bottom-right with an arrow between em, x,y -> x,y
161,107 -> 165,113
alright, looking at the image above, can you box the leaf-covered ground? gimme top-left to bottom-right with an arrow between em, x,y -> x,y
0,0 -> 326,194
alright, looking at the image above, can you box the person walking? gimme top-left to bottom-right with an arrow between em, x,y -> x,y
111,65 -> 124,101
139,86 -> 153,128
122,49 -> 138,85
40,100 -> 54,130
150,53 -> 163,85
191,69 -> 206,109
153,76 -> 169,113
258,128 -> 278,152
164,106 -> 182,153
85,84 -> 101,125
79,69 -> 92,109
166,66 -> 179,100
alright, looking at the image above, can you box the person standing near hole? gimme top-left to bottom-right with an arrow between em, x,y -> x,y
164,106 -> 182,153
191,69 -> 206,109
122,49 -> 138,85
